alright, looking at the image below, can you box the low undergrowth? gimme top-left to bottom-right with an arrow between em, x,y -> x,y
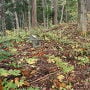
0,24 -> 90,90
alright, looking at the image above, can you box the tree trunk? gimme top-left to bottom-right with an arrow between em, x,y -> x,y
60,4 -> 65,23
27,0 -> 31,30
45,0 -> 49,28
65,0 -> 68,23
0,0 -> 6,36
12,0 -> 19,29
0,0 -> 2,32
78,0 -> 87,36
31,0 -> 37,27
42,0 -> 46,27
53,0 -> 58,25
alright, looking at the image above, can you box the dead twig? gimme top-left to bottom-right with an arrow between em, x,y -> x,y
30,70 -> 59,84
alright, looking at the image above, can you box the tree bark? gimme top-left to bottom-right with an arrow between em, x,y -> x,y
0,0 -> 6,35
53,0 -> 58,25
60,4 -> 65,23
0,0 -> 2,31
42,0 -> 46,27
12,0 -> 19,29
78,0 -> 88,36
31,0 -> 37,27
27,0 -> 31,30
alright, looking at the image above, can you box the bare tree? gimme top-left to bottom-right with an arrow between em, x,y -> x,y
60,4 -> 65,23
31,0 -> 37,27
27,0 -> 31,30
0,0 -> 2,31
53,0 -> 58,24
60,0 -> 66,23
0,0 -> 6,35
12,0 -> 19,29
42,0 -> 46,27
78,0 -> 88,36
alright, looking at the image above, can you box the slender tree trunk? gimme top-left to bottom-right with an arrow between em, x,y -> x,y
53,0 -> 58,24
22,12 -> 25,29
78,0 -> 87,36
65,5 -> 68,22
0,0 -> 6,36
42,0 -> 46,27
27,0 -> 31,30
60,4 -> 65,23
46,6 -> 49,28
65,0 -> 68,22
45,0 -> 49,28
24,11 -> 28,28
0,0 -> 2,32
22,0 -> 27,30
15,12 -> 19,29
31,0 -> 37,27
12,0 -> 19,29
51,0 -> 54,25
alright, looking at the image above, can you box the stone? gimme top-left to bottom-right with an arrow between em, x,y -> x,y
29,35 -> 42,47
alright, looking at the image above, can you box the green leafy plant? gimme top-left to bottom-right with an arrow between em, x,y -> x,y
2,79 -> 17,90
76,56 -> 90,64
0,49 -> 12,61
0,68 -> 21,77
0,68 -> 9,76
26,58 -> 38,65
9,62 -> 21,68
48,56 -> 74,73
8,47 -> 18,54
8,69 -> 21,76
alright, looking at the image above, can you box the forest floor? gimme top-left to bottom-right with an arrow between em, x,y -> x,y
0,23 -> 90,90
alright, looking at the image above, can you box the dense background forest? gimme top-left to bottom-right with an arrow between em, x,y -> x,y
0,0 -> 81,31
0,0 -> 90,90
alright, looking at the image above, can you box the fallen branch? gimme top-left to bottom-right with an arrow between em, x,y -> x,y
30,70 -> 59,84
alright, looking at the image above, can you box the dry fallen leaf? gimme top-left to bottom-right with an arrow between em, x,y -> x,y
26,58 -> 37,65
21,70 -> 30,77
24,81 -> 30,86
53,79 -> 61,88
59,82 -> 67,88
53,79 -> 67,88
57,75 -> 65,82
15,78 -> 24,87
15,77 -> 20,86
47,59 -> 55,63
30,70 -> 37,75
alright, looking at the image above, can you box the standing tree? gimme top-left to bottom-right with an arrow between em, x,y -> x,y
0,0 -> 6,35
42,0 -> 46,27
0,0 -> 2,31
53,0 -> 58,25
60,0 -> 66,23
31,0 -> 37,27
78,0 -> 87,36
27,0 -> 31,30
12,0 -> 19,29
